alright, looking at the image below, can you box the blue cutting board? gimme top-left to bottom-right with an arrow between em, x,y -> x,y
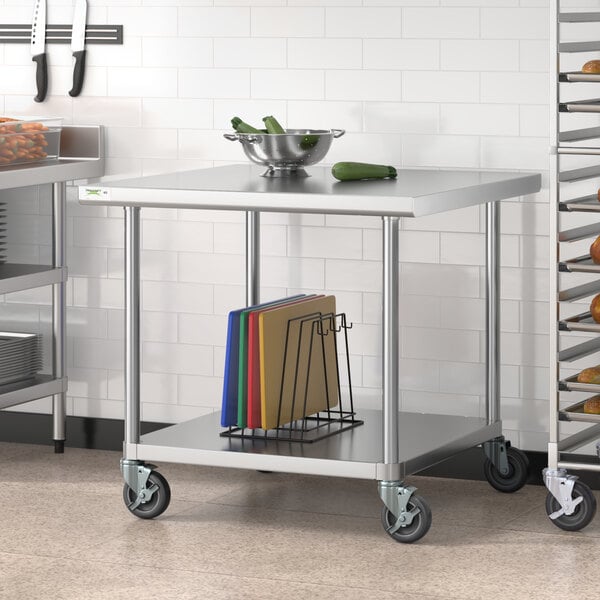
221,295 -> 306,428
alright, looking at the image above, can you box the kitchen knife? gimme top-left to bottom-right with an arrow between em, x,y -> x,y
30,0 -> 47,103
69,0 -> 87,97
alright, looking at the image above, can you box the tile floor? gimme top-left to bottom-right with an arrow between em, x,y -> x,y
1,441 -> 599,600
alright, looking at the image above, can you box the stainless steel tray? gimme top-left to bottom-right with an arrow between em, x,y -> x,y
560,255 -> 600,273
561,311 -> 600,333
560,195 -> 600,212
560,72 -> 600,83
560,373 -> 600,393
560,399 -> 600,423
560,99 -> 600,114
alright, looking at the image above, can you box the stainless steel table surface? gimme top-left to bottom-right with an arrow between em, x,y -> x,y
79,164 -> 541,217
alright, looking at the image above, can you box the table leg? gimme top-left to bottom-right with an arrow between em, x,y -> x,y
485,202 -> 500,425
246,211 -> 260,306
382,215 -> 400,472
52,181 -> 66,453
124,206 -> 141,450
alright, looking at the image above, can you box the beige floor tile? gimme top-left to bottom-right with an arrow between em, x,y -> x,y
78,500 -> 600,600
0,482 -> 199,558
0,552 -> 430,600
0,442 -> 257,503
502,488 -> 600,537
206,471 -> 544,528
3,442 -> 600,600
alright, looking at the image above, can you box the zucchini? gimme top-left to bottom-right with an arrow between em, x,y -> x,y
263,115 -> 286,134
332,162 -> 397,182
300,134 -> 319,150
231,116 -> 262,134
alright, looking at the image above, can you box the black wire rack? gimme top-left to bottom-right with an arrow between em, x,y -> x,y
221,312 -> 363,443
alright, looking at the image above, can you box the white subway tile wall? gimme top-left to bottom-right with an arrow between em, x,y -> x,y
2,0 -> 591,453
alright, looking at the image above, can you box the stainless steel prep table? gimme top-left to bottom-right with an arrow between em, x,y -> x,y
1,125 -> 104,452
79,164 -> 541,542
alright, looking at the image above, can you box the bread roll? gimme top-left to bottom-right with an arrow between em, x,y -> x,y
584,396 -> 600,414
592,293 -> 600,323
583,60 -> 600,74
578,366 -> 600,384
591,236 -> 600,264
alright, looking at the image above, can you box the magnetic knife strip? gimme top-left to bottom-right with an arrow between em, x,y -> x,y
0,24 -> 123,44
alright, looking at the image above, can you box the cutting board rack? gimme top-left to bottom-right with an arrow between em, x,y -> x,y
221,311 -> 363,444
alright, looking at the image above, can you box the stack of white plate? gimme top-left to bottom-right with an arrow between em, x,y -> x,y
0,332 -> 41,386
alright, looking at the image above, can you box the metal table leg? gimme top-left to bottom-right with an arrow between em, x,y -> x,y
486,201 -> 500,426
378,216 -> 432,543
120,206 -> 162,509
246,211 -> 260,306
382,215 -> 400,475
483,201 -> 510,472
124,206 -> 141,450
52,181 -> 66,453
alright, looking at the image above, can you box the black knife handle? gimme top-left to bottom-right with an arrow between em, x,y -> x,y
69,50 -> 86,97
32,53 -> 48,103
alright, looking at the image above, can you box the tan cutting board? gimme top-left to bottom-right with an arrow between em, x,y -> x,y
259,295 -> 338,429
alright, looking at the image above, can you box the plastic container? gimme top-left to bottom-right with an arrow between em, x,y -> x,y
0,116 -> 62,167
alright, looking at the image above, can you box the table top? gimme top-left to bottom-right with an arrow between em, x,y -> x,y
78,164 -> 541,218
0,125 -> 104,191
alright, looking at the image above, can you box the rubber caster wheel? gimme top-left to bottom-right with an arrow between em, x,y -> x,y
123,470 -> 171,520
546,481 -> 597,532
381,494 -> 432,544
484,446 -> 529,493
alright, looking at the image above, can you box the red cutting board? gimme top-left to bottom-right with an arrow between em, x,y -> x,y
247,295 -> 321,429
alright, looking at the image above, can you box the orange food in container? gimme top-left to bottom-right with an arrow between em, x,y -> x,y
0,116 -> 62,167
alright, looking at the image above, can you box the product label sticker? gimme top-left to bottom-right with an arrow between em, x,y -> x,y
79,186 -> 111,201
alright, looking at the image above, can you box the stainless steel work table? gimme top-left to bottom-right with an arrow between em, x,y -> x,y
1,126 -> 104,452
79,164 -> 541,542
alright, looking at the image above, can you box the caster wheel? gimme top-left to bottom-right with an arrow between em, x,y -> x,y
123,470 -> 171,520
546,481 -> 597,532
484,446 -> 529,493
381,494 -> 432,544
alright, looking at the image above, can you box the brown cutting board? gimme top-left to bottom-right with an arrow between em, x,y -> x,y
259,295 -> 338,429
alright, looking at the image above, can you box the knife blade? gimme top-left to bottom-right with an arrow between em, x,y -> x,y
30,0 -> 47,102
69,0 -> 87,97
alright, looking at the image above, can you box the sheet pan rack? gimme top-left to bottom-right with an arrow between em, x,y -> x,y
546,0 -> 600,532
221,312 -> 363,443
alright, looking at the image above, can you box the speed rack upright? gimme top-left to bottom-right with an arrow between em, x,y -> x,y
546,1 -> 600,531
79,165 -> 540,543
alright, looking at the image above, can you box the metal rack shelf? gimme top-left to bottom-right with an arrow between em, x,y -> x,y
547,0 -> 600,532
560,255 -> 600,273
0,126 -> 104,452
559,41 -> 600,53
560,399 -> 600,423
559,222 -> 600,242
560,127 -> 600,143
560,72 -> 600,82
559,374 -> 600,394
560,98 -> 600,113
560,311 -> 600,333
559,12 -> 600,22
559,164 -> 600,182
0,264 -> 65,295
0,375 -> 66,411
559,194 -> 600,211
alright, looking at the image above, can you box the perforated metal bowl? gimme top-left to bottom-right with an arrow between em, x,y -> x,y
224,128 -> 345,177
